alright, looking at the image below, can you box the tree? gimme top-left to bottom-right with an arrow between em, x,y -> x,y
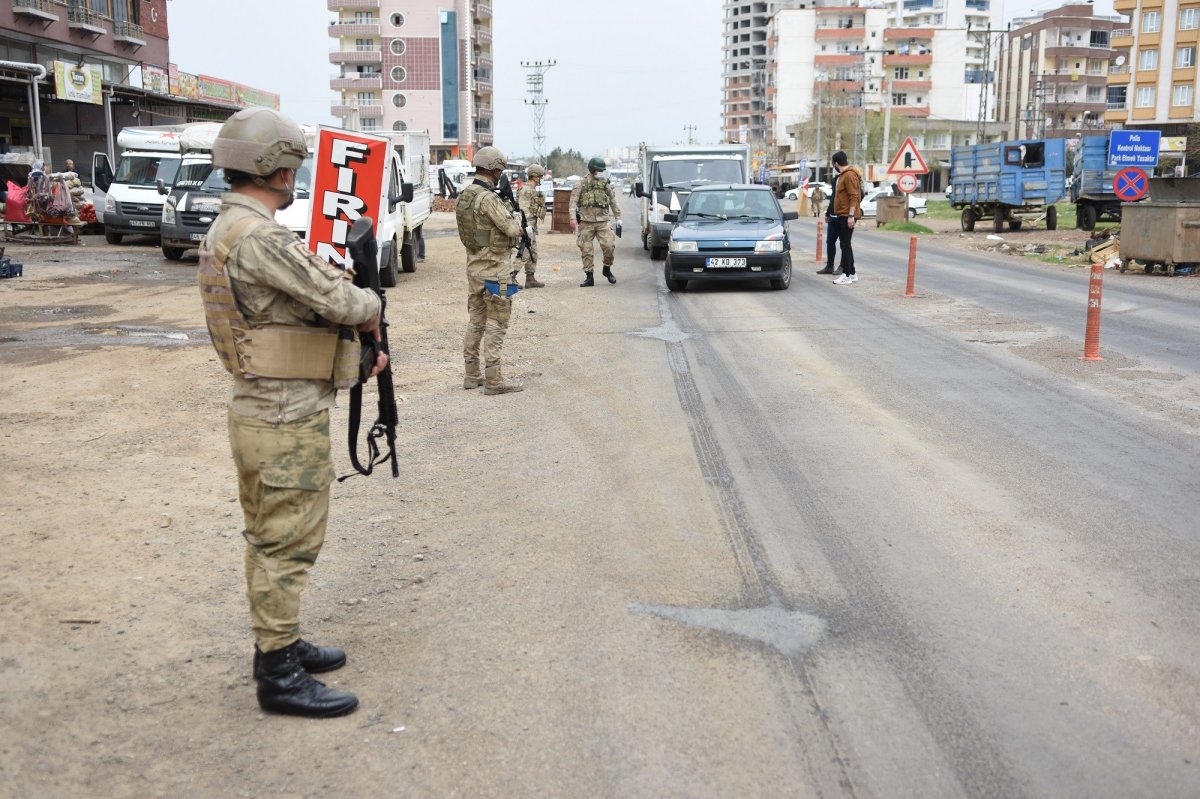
546,147 -> 587,178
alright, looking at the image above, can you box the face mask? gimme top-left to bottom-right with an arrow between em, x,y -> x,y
273,169 -> 296,210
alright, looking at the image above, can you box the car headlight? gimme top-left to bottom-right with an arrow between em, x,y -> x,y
162,198 -> 176,225
754,240 -> 784,253
669,239 -> 698,253
104,194 -> 116,213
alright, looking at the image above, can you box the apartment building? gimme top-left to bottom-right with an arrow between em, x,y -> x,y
996,5 -> 1122,140
1104,0 -> 1199,133
768,1 -> 1003,177
328,0 -> 492,162
1,0 -> 261,167
723,1 -> 809,148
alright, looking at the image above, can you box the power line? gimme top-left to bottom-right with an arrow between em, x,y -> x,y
520,60 -> 556,165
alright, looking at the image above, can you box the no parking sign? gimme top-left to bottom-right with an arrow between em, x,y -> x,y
1112,166 -> 1149,202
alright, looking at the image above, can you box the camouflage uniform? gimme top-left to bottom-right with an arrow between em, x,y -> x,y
569,174 -> 621,274
206,193 -> 380,654
458,175 -> 523,388
515,183 -> 546,277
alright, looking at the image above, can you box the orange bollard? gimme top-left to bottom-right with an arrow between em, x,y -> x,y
1080,261 -> 1105,361
904,236 -> 917,297
815,219 -> 823,263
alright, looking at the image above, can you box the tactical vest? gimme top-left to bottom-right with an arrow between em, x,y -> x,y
198,216 -> 358,388
579,178 -> 611,209
455,183 -> 494,252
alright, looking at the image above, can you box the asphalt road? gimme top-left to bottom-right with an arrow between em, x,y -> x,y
609,199 -> 1199,797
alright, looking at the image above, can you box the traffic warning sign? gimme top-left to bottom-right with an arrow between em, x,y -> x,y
888,137 -> 928,175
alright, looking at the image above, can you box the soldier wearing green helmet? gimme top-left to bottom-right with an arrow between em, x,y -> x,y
515,163 -> 547,288
455,145 -> 526,394
569,156 -> 621,286
200,107 -> 387,719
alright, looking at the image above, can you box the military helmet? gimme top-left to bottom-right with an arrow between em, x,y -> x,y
212,108 -> 307,176
526,163 -> 546,178
472,146 -> 508,171
587,157 -> 607,172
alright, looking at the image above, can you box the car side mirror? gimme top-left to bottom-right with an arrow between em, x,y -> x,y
635,181 -> 644,198
782,211 -> 799,220
401,182 -> 414,203
664,213 -> 679,223
156,179 -> 167,196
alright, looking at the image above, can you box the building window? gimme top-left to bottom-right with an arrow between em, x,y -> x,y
1089,30 -> 1109,47
391,93 -> 407,108
1173,84 -> 1193,106
357,91 -> 374,104
895,66 -> 910,79
390,12 -> 405,27
1135,85 -> 1155,107
391,66 -> 407,83
1139,48 -> 1158,70
1178,46 -> 1196,68
355,38 -> 373,52
392,121 -> 407,132
892,92 -> 908,105
355,11 -> 373,23
390,39 -> 406,56
361,118 -> 379,131
1181,7 -> 1199,30
1142,10 -> 1161,33
440,9 -> 459,140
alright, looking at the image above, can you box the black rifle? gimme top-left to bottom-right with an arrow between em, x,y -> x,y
342,216 -> 399,479
494,174 -> 533,262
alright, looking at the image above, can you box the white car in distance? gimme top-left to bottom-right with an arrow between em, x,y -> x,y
859,186 -> 927,219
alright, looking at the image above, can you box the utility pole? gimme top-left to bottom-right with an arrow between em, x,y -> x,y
520,60 -> 556,165
815,74 -> 824,182
881,75 -> 892,166
683,124 -> 696,144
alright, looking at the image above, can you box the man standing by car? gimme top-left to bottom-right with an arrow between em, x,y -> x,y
570,157 -> 621,287
516,164 -> 547,288
828,152 -> 863,284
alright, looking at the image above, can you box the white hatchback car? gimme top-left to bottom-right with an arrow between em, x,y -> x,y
859,187 -> 928,218
783,182 -> 832,201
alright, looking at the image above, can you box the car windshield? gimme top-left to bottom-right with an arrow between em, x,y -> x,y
114,155 -> 180,187
682,190 -> 779,221
656,159 -> 744,188
173,161 -> 230,194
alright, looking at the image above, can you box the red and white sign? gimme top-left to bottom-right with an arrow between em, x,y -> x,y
896,173 -> 919,193
307,126 -> 390,268
887,136 -> 929,175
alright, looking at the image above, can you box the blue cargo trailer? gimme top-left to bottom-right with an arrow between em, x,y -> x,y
949,138 -> 1067,232
1070,134 -> 1140,231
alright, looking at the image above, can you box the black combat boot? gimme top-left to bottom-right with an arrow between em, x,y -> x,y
255,641 -> 358,718
255,640 -> 346,676
579,272 -> 595,287
602,266 -> 616,284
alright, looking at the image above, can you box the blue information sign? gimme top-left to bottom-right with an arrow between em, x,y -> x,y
1108,130 -> 1161,168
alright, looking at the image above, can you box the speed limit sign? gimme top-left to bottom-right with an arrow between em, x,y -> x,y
896,174 -> 919,193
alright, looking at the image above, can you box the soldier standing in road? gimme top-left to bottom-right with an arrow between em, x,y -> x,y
456,146 -> 526,394
199,108 -> 387,718
810,184 -> 825,217
570,157 -> 621,287
516,163 -> 547,288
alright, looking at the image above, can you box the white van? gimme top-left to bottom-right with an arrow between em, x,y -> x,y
93,125 -> 191,244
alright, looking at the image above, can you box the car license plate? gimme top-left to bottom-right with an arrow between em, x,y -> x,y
130,220 -> 155,228
189,233 -> 205,241
706,257 -> 746,268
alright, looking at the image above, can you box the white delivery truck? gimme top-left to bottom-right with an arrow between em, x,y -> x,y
93,125 -> 192,244
384,130 -> 432,278
274,127 -> 423,288
157,122 -> 225,260
634,144 -> 751,260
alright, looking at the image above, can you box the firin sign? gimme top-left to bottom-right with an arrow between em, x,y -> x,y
307,126 -> 390,268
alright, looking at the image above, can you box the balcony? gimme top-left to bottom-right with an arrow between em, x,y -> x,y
476,56 -> 493,71
331,75 -> 382,90
330,49 -> 382,65
357,103 -> 383,118
884,52 -> 933,66
66,5 -> 105,35
474,72 -> 492,89
12,0 -> 58,22
891,79 -> 932,91
327,0 -> 380,9
112,20 -> 146,46
1111,28 -> 1133,45
816,26 -> 864,39
884,27 -> 934,41
329,21 -> 381,37
474,0 -> 492,19
815,53 -> 866,65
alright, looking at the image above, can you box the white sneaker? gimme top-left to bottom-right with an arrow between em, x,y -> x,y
833,274 -> 852,285
849,274 -> 858,283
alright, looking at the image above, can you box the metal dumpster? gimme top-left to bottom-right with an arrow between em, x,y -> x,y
1119,178 -> 1200,275
876,195 -> 908,226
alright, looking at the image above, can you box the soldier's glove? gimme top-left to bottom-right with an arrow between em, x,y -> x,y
615,221 -> 623,239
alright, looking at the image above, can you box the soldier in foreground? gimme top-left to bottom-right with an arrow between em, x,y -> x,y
198,108 -> 387,718
569,157 -> 621,287
515,163 -> 547,288
455,146 -> 525,394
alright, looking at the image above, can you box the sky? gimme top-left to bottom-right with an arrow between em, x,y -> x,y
166,0 -> 1117,158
